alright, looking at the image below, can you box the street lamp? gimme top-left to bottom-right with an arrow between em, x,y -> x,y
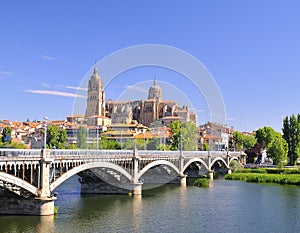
43,116 -> 48,149
120,130 -> 123,150
96,126 -> 99,150
180,129 -> 183,152
163,125 -> 166,151
86,128 -> 89,149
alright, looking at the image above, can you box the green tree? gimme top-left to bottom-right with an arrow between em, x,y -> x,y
203,143 -> 209,151
169,121 -> 181,150
46,125 -> 67,149
282,114 -> 300,165
99,137 -> 121,150
255,126 -> 277,149
57,129 -> 67,149
233,131 -> 256,150
1,127 -> 12,143
77,126 -> 87,149
242,134 -> 257,149
181,122 -> 198,151
268,134 -> 288,167
67,144 -> 77,149
169,121 -> 198,151
46,125 -> 58,148
9,142 -> 27,149
123,139 -> 147,150
233,131 -> 243,150
255,126 -> 288,166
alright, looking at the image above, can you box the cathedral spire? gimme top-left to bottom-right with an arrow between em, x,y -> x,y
148,77 -> 162,100
93,66 -> 98,75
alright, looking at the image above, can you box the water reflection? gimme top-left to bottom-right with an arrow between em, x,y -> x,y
37,215 -> 55,233
131,195 -> 142,232
1,179 -> 300,233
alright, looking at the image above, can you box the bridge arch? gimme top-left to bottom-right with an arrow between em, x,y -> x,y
136,160 -> 180,181
50,161 -> 132,192
181,158 -> 209,174
210,157 -> 229,170
0,172 -> 38,196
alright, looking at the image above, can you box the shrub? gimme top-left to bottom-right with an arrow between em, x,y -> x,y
194,178 -> 209,188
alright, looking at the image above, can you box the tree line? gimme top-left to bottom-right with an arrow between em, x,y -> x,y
2,114 -> 300,167
75,121 -> 198,151
233,114 -> 300,166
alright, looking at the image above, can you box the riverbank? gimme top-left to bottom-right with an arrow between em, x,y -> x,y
225,167 -> 300,185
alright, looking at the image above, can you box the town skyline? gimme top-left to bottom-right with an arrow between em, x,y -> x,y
1,1 -> 300,132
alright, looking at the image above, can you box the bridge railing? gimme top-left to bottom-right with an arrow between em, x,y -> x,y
50,149 -> 134,158
0,149 -> 42,157
138,150 -> 180,157
0,149 -> 244,159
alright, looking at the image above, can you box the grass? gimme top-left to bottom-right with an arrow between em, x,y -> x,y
225,167 -> 300,185
193,178 -> 210,188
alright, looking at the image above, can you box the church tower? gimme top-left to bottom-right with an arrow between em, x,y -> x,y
85,67 -> 105,125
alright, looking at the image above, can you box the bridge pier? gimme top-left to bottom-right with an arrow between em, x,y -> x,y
0,193 -> 56,215
131,149 -> 143,195
180,175 -> 187,187
39,149 -> 53,198
209,171 -> 214,180
132,182 -> 143,195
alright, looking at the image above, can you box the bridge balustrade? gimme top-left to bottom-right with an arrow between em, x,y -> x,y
0,149 -> 42,158
139,150 -> 180,157
50,149 -> 134,158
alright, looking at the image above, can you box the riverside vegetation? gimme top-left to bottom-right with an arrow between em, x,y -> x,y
225,168 -> 300,185
193,177 -> 210,187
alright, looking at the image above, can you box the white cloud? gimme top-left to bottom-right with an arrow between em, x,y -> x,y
24,89 -> 85,98
226,117 -> 235,121
0,71 -> 14,77
41,55 -> 54,61
42,83 -> 51,88
188,107 -> 205,112
61,85 -> 88,92
124,85 -> 148,93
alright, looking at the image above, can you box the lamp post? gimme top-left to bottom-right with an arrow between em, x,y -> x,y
87,128 -> 89,149
43,116 -> 48,149
163,125 -> 166,151
96,126 -> 99,150
180,128 -> 183,152
120,130 -> 123,150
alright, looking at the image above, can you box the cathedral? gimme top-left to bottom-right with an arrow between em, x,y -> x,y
85,67 -> 197,127
85,67 -> 106,126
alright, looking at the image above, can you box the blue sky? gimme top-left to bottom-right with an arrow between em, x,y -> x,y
1,0 -> 300,132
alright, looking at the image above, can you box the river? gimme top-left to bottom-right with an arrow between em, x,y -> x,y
1,177 -> 300,233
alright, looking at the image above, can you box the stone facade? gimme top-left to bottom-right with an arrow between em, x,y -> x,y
0,191 -> 55,215
85,67 -> 105,126
106,80 -> 197,127
85,71 -> 197,127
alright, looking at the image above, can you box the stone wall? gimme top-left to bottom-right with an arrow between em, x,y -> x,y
0,195 -> 55,215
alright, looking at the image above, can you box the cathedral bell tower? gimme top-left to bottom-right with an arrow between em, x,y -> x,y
85,66 -> 105,125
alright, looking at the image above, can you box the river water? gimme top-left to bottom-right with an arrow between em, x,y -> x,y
1,177 -> 300,233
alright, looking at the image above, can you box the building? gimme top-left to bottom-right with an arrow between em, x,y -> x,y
83,66 -> 196,127
106,79 -> 197,127
198,122 -> 233,151
85,67 -> 106,126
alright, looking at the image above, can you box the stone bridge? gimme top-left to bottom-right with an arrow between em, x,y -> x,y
0,149 -> 245,215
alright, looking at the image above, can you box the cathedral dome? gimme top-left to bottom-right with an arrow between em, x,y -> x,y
148,79 -> 162,100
